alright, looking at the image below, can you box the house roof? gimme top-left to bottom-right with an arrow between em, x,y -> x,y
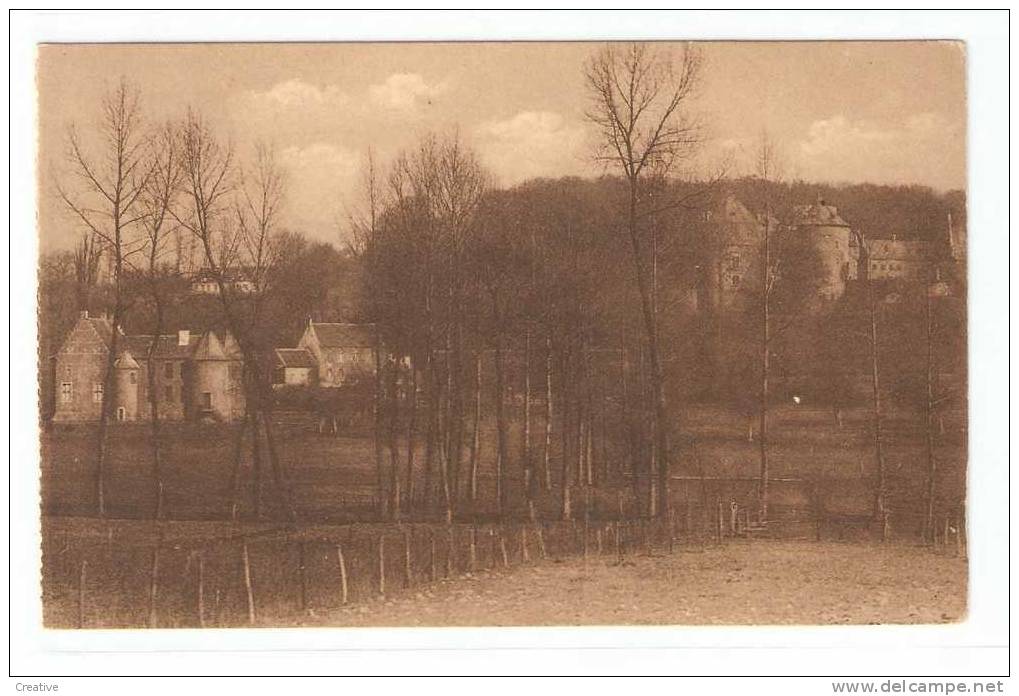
275,348 -> 316,369
121,333 -> 201,360
791,201 -> 850,228
310,322 -> 377,349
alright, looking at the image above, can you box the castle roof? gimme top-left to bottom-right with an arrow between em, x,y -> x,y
310,322 -> 377,349
791,201 -> 850,228
121,333 -> 201,360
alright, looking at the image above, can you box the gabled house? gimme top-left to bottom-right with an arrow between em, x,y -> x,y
295,321 -> 378,387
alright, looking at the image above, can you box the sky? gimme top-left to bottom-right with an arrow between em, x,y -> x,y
37,41 -> 966,251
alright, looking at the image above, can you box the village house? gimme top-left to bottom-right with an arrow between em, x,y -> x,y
866,237 -> 929,281
190,267 -> 257,295
274,348 -> 316,386
295,321 -> 378,387
51,312 -> 246,423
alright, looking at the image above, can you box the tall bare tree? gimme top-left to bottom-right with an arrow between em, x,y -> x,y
57,79 -> 152,516
585,42 -> 703,518
753,130 -> 783,523
173,109 -> 295,522
136,122 -> 182,520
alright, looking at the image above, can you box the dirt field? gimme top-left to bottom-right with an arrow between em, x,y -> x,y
301,540 -> 967,627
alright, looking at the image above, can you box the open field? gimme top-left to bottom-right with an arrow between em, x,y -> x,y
41,511 -> 967,628
41,403 -> 966,526
307,540 -> 967,627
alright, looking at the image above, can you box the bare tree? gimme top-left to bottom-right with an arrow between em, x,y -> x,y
753,130 -> 783,523
137,122 -> 182,520
57,78 -> 152,517
585,42 -> 703,518
71,232 -> 104,311
173,109 -> 296,522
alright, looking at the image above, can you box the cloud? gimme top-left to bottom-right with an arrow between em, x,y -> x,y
278,142 -> 362,242
474,111 -> 590,185
244,79 -> 348,112
368,73 -> 448,112
793,113 -> 964,189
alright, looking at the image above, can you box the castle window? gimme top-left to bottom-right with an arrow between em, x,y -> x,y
92,383 -> 104,403
129,371 -> 137,384
64,365 -> 72,378
60,382 -> 73,403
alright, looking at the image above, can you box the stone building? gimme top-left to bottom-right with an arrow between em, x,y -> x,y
51,312 -> 246,423
866,237 -> 929,280
700,193 -> 766,313
787,198 -> 859,301
296,321 -> 378,387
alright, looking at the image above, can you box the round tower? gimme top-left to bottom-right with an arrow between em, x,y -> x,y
789,197 -> 855,301
113,352 -> 140,421
190,331 -> 230,421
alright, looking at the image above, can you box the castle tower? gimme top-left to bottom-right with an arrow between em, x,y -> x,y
788,196 -> 857,302
113,351 -> 140,421
190,331 -> 232,421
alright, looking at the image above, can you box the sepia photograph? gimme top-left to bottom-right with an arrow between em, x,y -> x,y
9,8 -> 1011,685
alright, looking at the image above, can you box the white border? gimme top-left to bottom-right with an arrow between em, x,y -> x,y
6,9 -> 1011,681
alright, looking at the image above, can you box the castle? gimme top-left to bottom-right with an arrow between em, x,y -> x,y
699,192 -> 954,312
51,312 -> 247,423
51,315 -> 380,423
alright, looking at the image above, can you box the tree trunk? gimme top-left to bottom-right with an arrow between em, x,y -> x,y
868,278 -> 887,528
469,352 -> 482,509
542,335 -> 554,492
387,358 -> 402,522
523,327 -> 535,520
758,217 -> 771,523
373,333 -> 385,519
404,364 -> 418,510
494,338 -> 508,519
923,284 -> 937,542
146,296 -> 165,520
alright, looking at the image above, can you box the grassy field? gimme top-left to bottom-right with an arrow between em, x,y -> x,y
40,403 -> 966,526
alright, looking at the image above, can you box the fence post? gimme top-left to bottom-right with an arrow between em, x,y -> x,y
197,553 -> 205,628
469,526 -> 478,571
147,543 -> 160,629
596,526 -> 604,555
298,540 -> 308,613
535,522 -> 547,559
77,558 -> 87,629
489,527 -> 498,570
377,534 -> 386,596
668,511 -> 675,553
241,542 -> 256,626
429,528 -> 437,582
403,526 -> 413,588
446,526 -> 455,578
943,517 -> 950,556
521,526 -> 530,563
499,530 -> 509,568
953,513 -> 961,558
335,544 -> 348,605
716,501 -> 724,545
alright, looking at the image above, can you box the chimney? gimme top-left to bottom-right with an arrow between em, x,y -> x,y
80,310 -> 89,319
178,329 -> 190,346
